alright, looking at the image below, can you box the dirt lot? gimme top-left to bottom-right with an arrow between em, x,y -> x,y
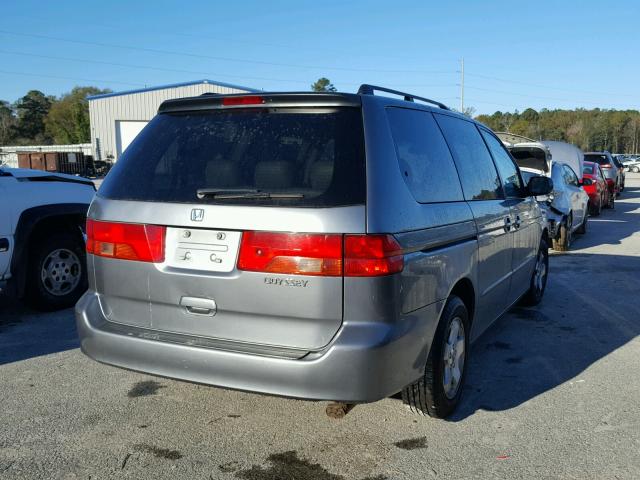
1,176 -> 640,480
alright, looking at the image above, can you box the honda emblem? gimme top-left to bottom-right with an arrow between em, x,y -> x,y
191,208 -> 205,222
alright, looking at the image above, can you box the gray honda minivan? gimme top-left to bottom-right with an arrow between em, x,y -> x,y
76,85 -> 553,418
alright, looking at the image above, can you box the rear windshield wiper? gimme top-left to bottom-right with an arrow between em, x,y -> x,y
197,188 -> 257,199
197,188 -> 304,200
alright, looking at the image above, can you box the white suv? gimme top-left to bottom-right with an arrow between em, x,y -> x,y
0,167 -> 95,310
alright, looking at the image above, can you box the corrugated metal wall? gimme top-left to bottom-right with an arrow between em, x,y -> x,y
89,82 -> 251,161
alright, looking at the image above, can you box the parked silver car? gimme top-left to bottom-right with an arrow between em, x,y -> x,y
508,141 -> 589,251
76,86 -> 552,418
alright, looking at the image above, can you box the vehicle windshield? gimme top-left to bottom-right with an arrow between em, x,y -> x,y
99,107 -> 366,207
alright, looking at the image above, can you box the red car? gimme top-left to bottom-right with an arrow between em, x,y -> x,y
582,161 -> 613,215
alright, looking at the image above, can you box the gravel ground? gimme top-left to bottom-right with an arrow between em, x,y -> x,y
1,176 -> 640,480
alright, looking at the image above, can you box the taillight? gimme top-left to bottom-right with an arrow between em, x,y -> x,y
238,232 -> 343,276
222,95 -> 264,106
237,232 -> 404,277
344,234 -> 404,276
86,219 -> 166,263
601,164 -> 612,168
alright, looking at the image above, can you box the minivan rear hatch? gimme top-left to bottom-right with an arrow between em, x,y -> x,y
92,93 -> 366,353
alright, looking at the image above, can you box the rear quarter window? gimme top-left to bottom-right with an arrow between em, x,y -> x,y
434,114 -> 503,201
386,107 -> 463,203
99,107 -> 366,207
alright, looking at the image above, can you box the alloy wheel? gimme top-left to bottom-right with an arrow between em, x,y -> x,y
442,317 -> 466,400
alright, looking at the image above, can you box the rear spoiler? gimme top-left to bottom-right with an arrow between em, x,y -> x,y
158,92 -> 362,113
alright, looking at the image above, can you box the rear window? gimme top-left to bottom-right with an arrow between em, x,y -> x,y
386,107 -> 463,203
99,107 -> 366,207
584,154 -> 609,165
583,164 -> 594,175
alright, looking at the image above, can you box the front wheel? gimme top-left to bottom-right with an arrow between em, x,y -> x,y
606,191 -> 615,209
26,231 -> 88,311
402,296 -> 469,418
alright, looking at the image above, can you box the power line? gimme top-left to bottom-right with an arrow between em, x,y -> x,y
465,85 -> 635,108
465,72 -> 637,100
0,29 -> 455,75
0,50 -> 453,91
3,14 -> 427,63
0,69 -> 145,87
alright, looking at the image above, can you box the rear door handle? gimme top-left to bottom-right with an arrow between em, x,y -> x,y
180,296 -> 217,316
504,217 -> 511,232
513,215 -> 521,229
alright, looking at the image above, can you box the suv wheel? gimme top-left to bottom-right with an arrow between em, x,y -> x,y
552,214 -> 572,252
402,295 -> 469,419
520,238 -> 549,306
26,231 -> 88,311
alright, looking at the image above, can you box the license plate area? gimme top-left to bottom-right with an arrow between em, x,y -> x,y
164,227 -> 241,272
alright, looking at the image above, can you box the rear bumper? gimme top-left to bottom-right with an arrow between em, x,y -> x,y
75,290 -> 442,403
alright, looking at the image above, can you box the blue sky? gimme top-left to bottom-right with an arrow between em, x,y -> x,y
1,0 -> 638,114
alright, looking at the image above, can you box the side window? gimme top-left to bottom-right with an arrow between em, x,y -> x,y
563,165 -> 579,186
479,129 -> 524,197
386,108 -> 464,203
434,114 -> 503,201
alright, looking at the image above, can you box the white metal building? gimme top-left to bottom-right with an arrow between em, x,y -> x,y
87,79 -> 257,162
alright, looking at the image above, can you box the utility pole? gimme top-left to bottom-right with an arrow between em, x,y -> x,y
460,57 -> 465,113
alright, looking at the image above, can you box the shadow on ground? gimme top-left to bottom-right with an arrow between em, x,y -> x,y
450,242 -> 640,419
0,297 -> 78,365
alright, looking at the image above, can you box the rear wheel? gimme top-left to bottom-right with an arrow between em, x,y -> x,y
576,212 -> 588,234
552,214 -> 572,252
520,238 -> 549,306
26,231 -> 88,311
402,296 -> 469,419
632,166 -> 640,173
591,198 -> 602,216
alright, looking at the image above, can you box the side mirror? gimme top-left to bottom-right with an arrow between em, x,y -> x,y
527,175 -> 553,196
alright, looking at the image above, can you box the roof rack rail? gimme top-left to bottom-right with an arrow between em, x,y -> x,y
357,84 -> 450,110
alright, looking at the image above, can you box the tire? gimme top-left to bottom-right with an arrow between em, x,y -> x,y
632,166 -> 640,173
592,198 -> 602,217
402,296 -> 469,419
552,215 -> 572,252
520,238 -> 549,306
576,212 -> 588,234
26,231 -> 88,311
607,192 -> 615,209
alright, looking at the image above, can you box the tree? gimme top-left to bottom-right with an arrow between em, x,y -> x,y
311,77 -> 337,92
0,100 -> 16,145
474,107 -> 640,153
14,90 -> 54,144
45,86 -> 111,144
